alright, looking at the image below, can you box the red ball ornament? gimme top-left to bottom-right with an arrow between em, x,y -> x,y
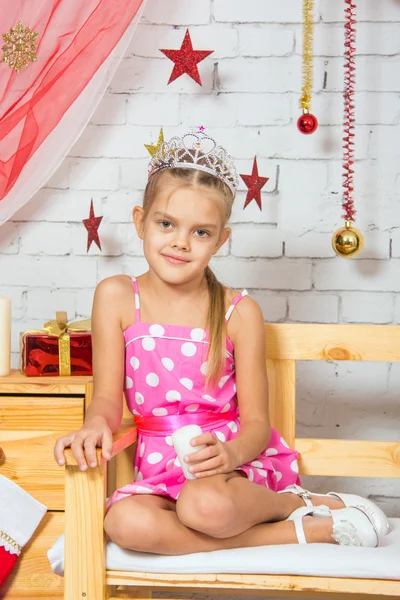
297,112 -> 318,134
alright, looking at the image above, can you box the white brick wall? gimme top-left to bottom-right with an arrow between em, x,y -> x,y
1,0 -> 400,563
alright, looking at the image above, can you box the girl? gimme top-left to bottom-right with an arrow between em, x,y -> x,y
54,130 -> 388,554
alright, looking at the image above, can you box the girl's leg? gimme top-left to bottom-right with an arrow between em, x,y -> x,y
104,493 -> 335,555
176,472 -> 344,539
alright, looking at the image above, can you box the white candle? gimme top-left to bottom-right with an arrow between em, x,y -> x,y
0,296 -> 11,377
171,424 -> 207,480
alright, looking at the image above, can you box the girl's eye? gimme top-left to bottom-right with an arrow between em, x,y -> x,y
195,229 -> 210,238
160,220 -> 173,229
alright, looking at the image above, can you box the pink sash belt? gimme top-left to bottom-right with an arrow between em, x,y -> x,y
134,410 -> 239,436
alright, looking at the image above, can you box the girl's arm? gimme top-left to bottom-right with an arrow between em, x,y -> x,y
85,277 -> 126,431
54,276 -> 127,469
225,296 -> 271,468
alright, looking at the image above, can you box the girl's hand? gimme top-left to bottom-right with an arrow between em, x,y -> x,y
53,417 -> 113,471
184,432 -> 238,478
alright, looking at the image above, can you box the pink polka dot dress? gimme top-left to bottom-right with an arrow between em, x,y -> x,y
107,277 -> 300,508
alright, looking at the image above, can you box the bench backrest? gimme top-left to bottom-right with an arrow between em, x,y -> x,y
265,323 -> 400,479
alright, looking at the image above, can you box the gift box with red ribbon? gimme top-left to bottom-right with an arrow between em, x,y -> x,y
21,312 -> 92,377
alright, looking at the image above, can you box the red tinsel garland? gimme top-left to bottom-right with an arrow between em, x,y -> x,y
342,0 -> 357,222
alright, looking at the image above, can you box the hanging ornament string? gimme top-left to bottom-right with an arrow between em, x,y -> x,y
332,0 -> 364,258
342,0 -> 357,223
297,0 -> 318,134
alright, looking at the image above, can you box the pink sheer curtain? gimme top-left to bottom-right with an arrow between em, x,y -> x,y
0,0 -> 145,223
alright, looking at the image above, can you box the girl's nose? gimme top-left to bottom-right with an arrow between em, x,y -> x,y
172,231 -> 190,250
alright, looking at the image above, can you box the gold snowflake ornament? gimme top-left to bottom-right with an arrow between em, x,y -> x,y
2,20 -> 38,74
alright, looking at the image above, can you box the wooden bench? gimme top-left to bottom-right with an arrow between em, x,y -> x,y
63,323 -> 400,600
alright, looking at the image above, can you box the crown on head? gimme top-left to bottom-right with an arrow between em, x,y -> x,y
148,130 -> 239,196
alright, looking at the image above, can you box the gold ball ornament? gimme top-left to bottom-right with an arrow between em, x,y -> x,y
332,221 -> 364,258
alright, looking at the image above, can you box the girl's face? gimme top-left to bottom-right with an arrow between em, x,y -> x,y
133,182 -> 231,285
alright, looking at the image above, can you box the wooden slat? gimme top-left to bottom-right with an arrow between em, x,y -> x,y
266,359 -> 296,447
265,324 -> 400,362
0,369 -> 92,395
109,587 -> 152,599
65,463 -> 107,600
105,572 -> 400,598
1,512 -> 64,599
0,396 -> 83,430
296,438 -> 400,478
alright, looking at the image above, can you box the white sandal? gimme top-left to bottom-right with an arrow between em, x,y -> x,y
286,504 -> 379,547
279,484 -> 389,535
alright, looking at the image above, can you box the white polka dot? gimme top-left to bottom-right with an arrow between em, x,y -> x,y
185,404 -> 200,412
147,452 -> 163,464
135,392 -> 144,405
161,357 -> 174,371
280,436 -> 290,448
218,375 -> 229,388
265,448 -> 278,456
233,382 -> 237,392
215,431 -> 226,442
166,458 -> 175,470
165,436 -> 173,446
146,372 -> 159,387
132,409 -> 140,415
136,471 -> 143,481
190,328 -> 206,341
157,483 -> 168,492
248,468 -> 254,482
256,468 -> 267,477
200,362 -> 208,375
181,342 -> 197,357
202,394 -> 216,402
221,403 -> 231,413
149,324 -> 165,337
227,421 -> 238,433
275,470 -> 283,482
142,337 -> 156,351
135,486 -> 153,494
166,390 -> 181,402
125,376 -> 133,389
251,460 -> 263,468
290,459 -> 299,473
139,442 -> 145,457
152,407 -> 168,416
130,356 -> 140,370
174,456 -> 181,467
179,377 -> 193,390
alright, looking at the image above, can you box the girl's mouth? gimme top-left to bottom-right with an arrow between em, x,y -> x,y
163,254 -> 190,265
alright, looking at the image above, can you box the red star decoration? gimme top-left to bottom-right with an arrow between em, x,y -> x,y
160,29 -> 214,85
83,200 -> 103,252
240,157 -> 269,211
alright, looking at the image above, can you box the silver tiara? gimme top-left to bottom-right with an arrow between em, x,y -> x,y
148,131 -> 239,195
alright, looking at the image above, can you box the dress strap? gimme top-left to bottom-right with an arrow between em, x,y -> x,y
131,276 -> 141,323
225,289 -> 248,322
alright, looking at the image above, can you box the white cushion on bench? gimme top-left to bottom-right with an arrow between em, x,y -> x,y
48,517 -> 400,580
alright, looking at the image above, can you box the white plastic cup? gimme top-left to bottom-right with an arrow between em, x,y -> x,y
171,424 -> 207,480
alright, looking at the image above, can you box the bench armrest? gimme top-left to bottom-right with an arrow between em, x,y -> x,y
64,421 -> 137,467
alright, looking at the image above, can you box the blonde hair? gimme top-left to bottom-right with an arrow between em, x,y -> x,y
142,165 -> 234,386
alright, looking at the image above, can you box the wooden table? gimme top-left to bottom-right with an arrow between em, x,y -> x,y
0,371 -> 93,599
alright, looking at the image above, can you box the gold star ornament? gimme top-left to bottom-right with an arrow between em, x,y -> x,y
1,20 -> 38,74
145,127 -> 164,157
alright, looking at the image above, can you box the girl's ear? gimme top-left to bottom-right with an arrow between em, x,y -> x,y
133,206 -> 145,239
214,226 -> 231,254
